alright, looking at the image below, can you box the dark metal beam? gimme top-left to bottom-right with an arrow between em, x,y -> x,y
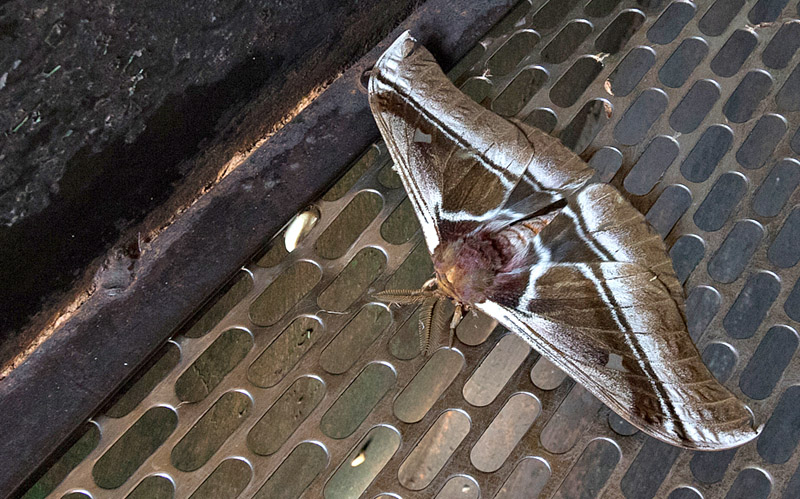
0,0 -> 518,496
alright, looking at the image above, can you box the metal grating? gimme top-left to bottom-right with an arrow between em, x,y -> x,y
28,0 -> 800,497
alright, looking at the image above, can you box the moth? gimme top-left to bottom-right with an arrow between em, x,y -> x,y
367,31 -> 759,450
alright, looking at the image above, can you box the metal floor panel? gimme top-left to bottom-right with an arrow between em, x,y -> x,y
27,0 -> 800,498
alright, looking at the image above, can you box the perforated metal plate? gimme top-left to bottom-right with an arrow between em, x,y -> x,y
28,0 -> 800,498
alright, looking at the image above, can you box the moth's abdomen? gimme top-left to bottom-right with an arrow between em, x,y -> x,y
495,211 -> 560,269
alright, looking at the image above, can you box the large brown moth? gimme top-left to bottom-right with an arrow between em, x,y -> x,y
368,31 -> 760,450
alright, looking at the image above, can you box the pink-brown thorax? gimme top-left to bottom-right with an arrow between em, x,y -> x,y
432,236 -> 501,305
432,215 -> 558,305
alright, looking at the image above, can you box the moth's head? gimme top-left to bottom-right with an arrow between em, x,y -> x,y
432,239 -> 496,305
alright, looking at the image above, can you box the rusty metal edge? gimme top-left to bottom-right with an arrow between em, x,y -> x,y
0,0 -> 519,496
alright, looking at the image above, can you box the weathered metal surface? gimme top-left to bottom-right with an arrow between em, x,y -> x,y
0,0 -> 519,496
18,0 -> 800,498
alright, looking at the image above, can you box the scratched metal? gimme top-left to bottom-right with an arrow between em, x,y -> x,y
33,0 -> 800,498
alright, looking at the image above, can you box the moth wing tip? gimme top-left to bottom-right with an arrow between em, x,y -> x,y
382,30 -> 420,63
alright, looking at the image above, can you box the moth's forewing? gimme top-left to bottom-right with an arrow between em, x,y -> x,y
368,31 -> 592,254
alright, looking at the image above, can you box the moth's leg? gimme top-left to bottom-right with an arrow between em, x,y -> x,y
422,277 -> 438,291
449,303 -> 464,348
462,303 -> 476,317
